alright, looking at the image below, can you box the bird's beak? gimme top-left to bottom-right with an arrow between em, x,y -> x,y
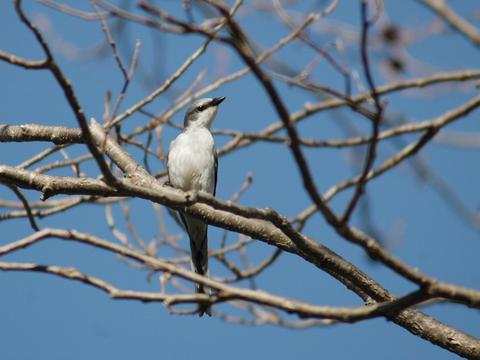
211,97 -> 226,106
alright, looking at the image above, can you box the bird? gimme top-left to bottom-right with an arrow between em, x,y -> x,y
167,97 -> 225,316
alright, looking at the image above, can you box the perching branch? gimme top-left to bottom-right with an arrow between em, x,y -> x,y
2,1 -> 480,358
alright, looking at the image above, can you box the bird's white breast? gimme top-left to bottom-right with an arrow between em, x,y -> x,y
168,128 -> 216,193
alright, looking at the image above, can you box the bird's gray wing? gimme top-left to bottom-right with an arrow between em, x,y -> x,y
165,143 -> 171,186
213,149 -> 218,196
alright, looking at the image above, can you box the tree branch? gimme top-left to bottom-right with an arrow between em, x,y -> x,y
14,0 -> 118,185
419,0 -> 480,47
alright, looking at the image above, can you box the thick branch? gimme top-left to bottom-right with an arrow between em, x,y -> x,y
1,122 -> 480,357
0,124 -> 82,144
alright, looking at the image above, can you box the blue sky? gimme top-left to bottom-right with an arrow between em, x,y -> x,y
1,1 -> 479,359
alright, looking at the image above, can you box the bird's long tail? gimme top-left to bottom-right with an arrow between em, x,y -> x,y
180,213 -> 211,317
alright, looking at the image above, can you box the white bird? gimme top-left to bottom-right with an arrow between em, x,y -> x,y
167,97 -> 225,316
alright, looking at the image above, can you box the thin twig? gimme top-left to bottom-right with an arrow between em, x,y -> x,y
3,183 -> 40,231
341,0 -> 384,223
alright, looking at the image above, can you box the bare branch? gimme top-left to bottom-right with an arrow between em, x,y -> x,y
341,0 -> 384,223
0,49 -> 47,69
295,95 -> 480,227
419,0 -> 480,47
0,124 -> 82,144
0,231 -> 453,321
2,1 -> 480,357
2,183 -> 40,231
14,0 -> 118,185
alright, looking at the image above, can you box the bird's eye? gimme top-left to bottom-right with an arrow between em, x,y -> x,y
197,105 -> 206,112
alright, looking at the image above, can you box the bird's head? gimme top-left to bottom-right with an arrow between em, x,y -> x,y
183,97 -> 225,129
